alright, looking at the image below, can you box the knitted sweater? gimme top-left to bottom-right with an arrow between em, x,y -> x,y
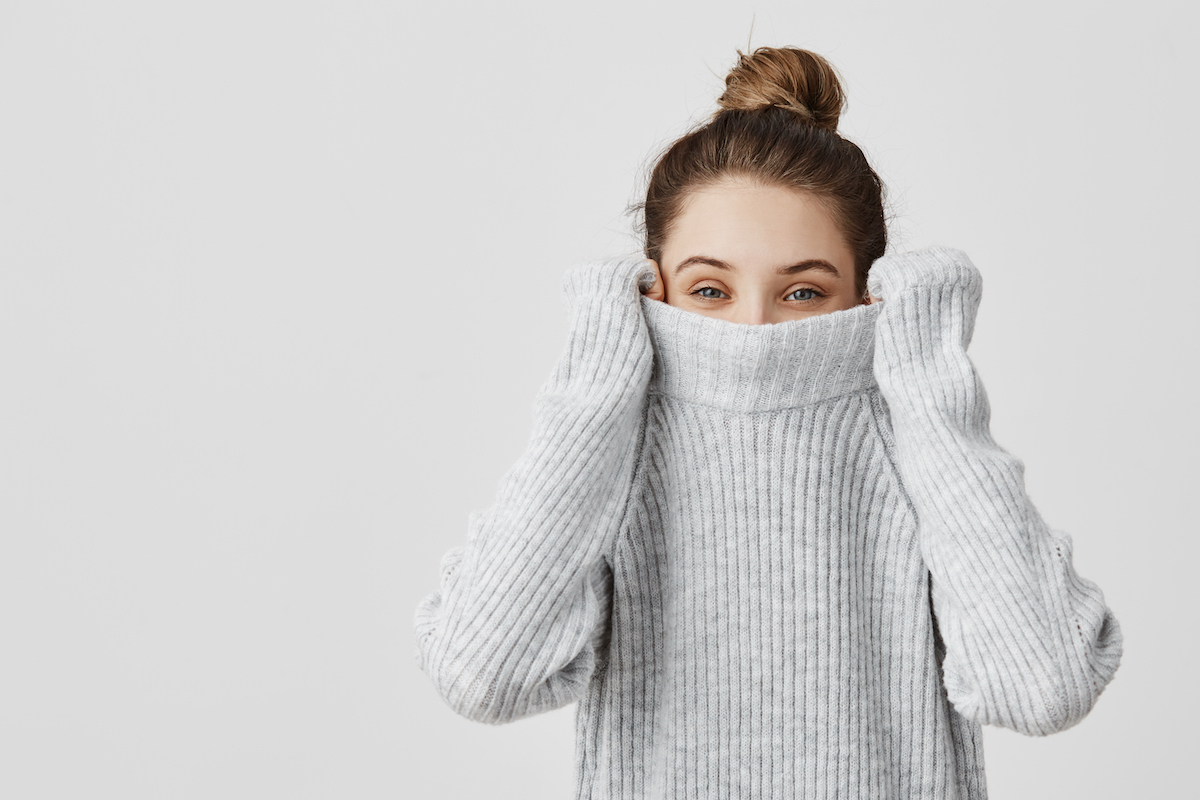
413,246 -> 1124,799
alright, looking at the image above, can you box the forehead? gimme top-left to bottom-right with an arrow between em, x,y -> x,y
667,181 -> 850,266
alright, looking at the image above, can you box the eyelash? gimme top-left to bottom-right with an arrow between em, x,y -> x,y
690,286 -> 827,302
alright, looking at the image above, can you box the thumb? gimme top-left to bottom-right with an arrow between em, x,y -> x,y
641,259 -> 666,302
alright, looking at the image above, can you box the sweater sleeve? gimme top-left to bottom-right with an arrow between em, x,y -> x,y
868,245 -> 1124,737
413,254 -> 657,725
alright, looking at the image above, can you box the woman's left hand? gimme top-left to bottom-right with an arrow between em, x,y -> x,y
640,259 -> 666,302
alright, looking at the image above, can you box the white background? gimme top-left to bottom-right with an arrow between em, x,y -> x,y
2,1 -> 1196,797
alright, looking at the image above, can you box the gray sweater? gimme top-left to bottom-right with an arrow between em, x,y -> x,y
414,246 -> 1123,799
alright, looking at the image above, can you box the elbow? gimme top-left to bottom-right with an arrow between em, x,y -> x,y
414,562 -> 515,724
944,609 -> 1125,737
1021,678 -> 1101,737
1023,654 -> 1123,736
414,563 -> 610,725
1037,607 -> 1125,735
414,620 -> 598,726
414,627 -> 514,725
428,650 -> 597,726
436,659 -> 513,726
949,672 -> 1105,738
414,609 -> 512,725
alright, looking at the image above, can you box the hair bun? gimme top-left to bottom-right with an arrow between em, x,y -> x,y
715,46 -> 846,133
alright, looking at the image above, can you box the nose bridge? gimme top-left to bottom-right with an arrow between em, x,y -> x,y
737,292 -> 774,325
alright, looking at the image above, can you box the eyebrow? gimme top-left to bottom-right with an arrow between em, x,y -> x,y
672,255 -> 841,279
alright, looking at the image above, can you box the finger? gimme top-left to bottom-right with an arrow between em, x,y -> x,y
641,260 -> 666,301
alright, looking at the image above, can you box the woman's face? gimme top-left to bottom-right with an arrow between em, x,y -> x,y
647,177 -> 872,324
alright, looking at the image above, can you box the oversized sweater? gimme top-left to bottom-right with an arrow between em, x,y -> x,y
413,245 -> 1124,799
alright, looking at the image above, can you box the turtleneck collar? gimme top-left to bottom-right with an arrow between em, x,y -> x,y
638,296 -> 882,414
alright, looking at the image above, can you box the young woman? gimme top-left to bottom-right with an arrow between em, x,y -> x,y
414,46 -> 1123,798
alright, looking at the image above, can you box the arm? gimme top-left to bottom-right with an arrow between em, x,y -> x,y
413,255 -> 657,725
869,246 -> 1124,736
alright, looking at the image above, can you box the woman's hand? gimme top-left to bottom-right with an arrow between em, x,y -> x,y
640,259 -> 666,302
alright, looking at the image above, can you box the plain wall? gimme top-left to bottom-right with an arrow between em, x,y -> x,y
1,1 -> 1196,797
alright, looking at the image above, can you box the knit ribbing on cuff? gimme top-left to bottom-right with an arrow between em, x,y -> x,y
868,246 -> 982,304
545,256 -> 658,407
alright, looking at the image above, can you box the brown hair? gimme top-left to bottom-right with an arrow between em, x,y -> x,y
630,46 -> 889,298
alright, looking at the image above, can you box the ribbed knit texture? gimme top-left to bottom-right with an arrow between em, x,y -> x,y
414,246 -> 1124,799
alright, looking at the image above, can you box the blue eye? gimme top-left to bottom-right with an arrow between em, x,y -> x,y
788,288 -> 824,302
689,286 -> 826,302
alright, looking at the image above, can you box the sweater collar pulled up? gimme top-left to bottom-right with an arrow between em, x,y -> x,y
638,296 -> 882,414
